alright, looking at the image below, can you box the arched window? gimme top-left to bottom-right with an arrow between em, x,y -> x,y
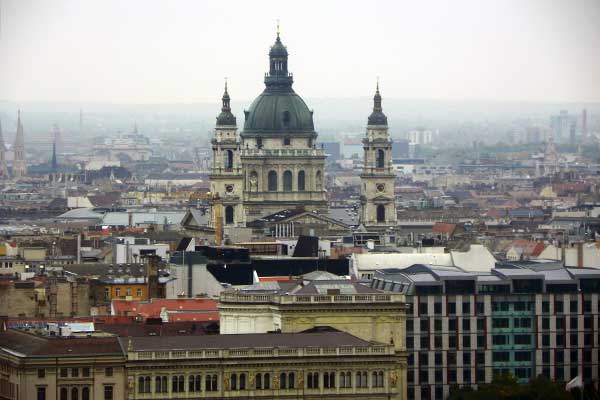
316,170 -> 322,188
239,373 -> 246,390
82,387 -> 90,400
139,377 -> 145,393
283,170 -> 293,191
162,376 -> 168,392
256,136 -> 263,149
194,375 -> 201,391
377,205 -> 386,222
71,388 -> 78,400
144,376 -> 151,393
60,387 -> 68,400
178,375 -> 185,392
225,205 -> 234,224
298,170 -> 305,191
372,371 -> 378,387
225,150 -> 234,169
377,371 -> 384,387
361,371 -> 368,388
263,373 -> 270,389
288,372 -> 295,389
231,374 -> 238,390
280,372 -> 287,389
268,171 -> 278,191
377,149 -> 385,168
255,373 -> 262,389
172,376 -> 179,392
188,375 -> 195,392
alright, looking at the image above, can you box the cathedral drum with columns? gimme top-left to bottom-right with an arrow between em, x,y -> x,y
210,31 -> 328,227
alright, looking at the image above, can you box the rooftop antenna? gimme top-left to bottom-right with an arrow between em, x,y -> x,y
276,19 -> 280,38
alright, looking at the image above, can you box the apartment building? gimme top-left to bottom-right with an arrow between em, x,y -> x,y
370,261 -> 600,400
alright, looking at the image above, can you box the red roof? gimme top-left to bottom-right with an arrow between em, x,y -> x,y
432,222 -> 457,235
112,298 -> 219,321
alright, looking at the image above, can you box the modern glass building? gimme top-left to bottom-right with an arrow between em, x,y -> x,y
370,261 -> 600,400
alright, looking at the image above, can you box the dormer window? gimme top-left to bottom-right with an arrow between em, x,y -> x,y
282,111 -> 291,128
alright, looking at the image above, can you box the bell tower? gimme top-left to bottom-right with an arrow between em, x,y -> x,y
360,81 -> 397,229
210,80 -> 244,228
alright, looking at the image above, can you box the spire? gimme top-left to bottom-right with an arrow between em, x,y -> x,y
0,119 -> 9,179
276,19 -> 280,40
51,140 -> 57,172
216,78 -> 236,126
13,110 -> 26,178
368,79 -> 387,126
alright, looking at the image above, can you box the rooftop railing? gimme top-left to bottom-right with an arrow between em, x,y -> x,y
128,345 -> 394,361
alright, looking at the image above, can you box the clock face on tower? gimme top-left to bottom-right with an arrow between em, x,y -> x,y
225,184 -> 234,194
376,183 -> 385,193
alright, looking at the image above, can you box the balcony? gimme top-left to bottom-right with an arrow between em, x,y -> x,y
219,292 -> 405,305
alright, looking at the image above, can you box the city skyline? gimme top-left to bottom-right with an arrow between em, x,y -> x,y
1,0 -> 599,104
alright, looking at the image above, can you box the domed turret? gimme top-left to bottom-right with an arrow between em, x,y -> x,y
216,80 -> 236,126
367,80 -> 388,126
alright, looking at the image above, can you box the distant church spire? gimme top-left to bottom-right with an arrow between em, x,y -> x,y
13,110 -> 26,178
51,140 -> 57,172
0,119 -> 9,179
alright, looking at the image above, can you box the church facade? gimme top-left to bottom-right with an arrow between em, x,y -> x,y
210,32 -> 327,228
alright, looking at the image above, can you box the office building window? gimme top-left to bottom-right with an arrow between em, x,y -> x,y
434,302 -> 442,314
476,351 -> 485,364
542,351 -> 550,364
449,318 -> 457,331
463,352 -> 471,365
556,301 -> 564,313
71,368 -> 79,378
492,318 -> 509,329
449,335 -> 457,349
463,301 -> 471,315
542,301 -> 550,313
464,368 -> 472,383
448,302 -> 456,315
542,318 -> 550,330
406,320 -> 414,332
420,319 -> 429,332
434,319 -> 442,332
419,303 -> 428,314
448,369 -> 457,383
514,334 -> 531,345
462,319 -> 471,331
435,369 -> 443,382
37,369 -> 45,378
583,300 -> 591,313
570,301 -> 578,313
477,335 -> 485,348
556,350 -> 565,363
37,387 -> 46,400
420,370 -> 429,384
105,367 -> 113,377
463,335 -> 471,348
60,368 -> 68,378
82,367 -> 90,377
448,352 -> 457,366
476,369 -> 485,382
435,385 -> 444,400
407,337 -> 414,349
477,318 -> 485,331
420,336 -> 429,349
435,352 -> 443,364
434,336 -> 442,349
476,302 -> 484,314
542,334 -> 550,347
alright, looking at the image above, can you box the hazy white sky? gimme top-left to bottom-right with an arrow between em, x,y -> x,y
1,0 -> 599,104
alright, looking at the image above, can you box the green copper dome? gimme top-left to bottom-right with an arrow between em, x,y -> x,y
242,34 -> 315,136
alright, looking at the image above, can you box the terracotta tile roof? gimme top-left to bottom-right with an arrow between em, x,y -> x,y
432,222 -> 457,235
111,298 -> 218,321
